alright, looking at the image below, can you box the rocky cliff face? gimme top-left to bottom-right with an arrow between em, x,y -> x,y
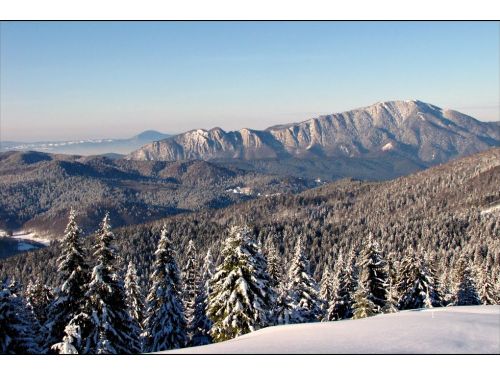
127,100 -> 500,165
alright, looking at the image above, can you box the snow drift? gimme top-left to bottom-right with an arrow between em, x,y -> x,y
165,306 -> 500,354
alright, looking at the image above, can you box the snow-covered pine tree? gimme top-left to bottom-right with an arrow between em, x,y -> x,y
207,225 -> 274,342
26,278 -> 53,326
352,270 -> 378,320
451,256 -> 481,306
124,261 -> 145,329
397,250 -> 441,310
280,237 -> 321,324
424,250 -> 444,307
51,323 -> 80,354
275,276 -> 294,325
191,248 -> 214,347
358,232 -> 388,312
475,265 -> 496,305
0,279 -> 40,354
181,239 -> 199,344
319,266 -> 335,321
79,213 -> 141,354
266,243 -> 282,288
325,250 -> 356,321
45,209 -> 89,351
383,256 -> 399,313
143,226 -> 187,352
384,279 -> 399,314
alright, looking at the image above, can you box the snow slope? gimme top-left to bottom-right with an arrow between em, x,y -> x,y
165,306 -> 500,354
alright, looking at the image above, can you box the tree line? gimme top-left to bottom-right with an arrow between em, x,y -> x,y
1,208 -> 498,354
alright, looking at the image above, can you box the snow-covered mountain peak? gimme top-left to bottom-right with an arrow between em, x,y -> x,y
127,101 -> 500,165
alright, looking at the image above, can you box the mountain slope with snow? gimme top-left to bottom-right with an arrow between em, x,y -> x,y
128,101 -> 500,168
165,306 -> 500,354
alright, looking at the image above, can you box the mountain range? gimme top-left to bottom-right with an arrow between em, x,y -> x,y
1,130 -> 171,156
127,100 -> 499,174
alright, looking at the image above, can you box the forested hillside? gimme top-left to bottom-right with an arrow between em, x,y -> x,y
1,148 -> 498,354
2,148 -> 499,286
0,151 -> 314,236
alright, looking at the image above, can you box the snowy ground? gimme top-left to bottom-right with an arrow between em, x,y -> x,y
165,306 -> 500,354
0,230 -> 52,253
10,231 -> 52,245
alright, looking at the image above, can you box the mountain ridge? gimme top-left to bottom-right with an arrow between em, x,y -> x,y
127,100 -> 500,168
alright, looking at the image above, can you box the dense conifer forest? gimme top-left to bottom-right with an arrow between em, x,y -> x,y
1,148 -> 499,354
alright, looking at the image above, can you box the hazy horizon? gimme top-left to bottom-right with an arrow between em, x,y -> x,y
1,21 -> 499,142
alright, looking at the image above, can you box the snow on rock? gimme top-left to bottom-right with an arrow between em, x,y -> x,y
481,203 -> 500,215
163,306 -> 500,354
381,142 -> 394,151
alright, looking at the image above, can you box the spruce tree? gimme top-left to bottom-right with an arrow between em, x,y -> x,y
181,239 -> 199,344
476,266 -> 496,305
275,277 -> 294,325
144,226 -> 187,352
207,226 -> 274,342
281,237 -> 321,324
26,278 -> 54,326
352,273 -> 378,320
451,256 -> 481,306
383,257 -> 399,313
78,213 -> 141,354
0,279 -> 40,354
45,209 -> 89,351
319,266 -> 335,321
266,244 -> 282,288
384,279 -> 399,314
191,248 -> 214,347
397,250 -> 441,310
326,251 -> 356,321
358,233 -> 388,312
124,261 -> 145,330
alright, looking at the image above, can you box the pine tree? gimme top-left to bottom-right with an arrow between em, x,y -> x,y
476,266 -> 497,305
45,209 -> 89,351
384,279 -> 399,314
78,213 -> 141,354
275,276 -> 294,325
352,273 -> 378,320
181,239 -> 199,344
326,251 -> 356,321
397,250 -> 441,310
451,256 -> 481,306
207,226 -> 274,342
319,266 -> 335,321
383,257 -> 399,313
144,226 -> 187,352
0,279 -> 40,354
358,233 -> 388,312
266,244 -> 282,288
124,261 -> 145,330
280,237 -> 321,324
26,278 -> 54,326
191,248 -> 214,347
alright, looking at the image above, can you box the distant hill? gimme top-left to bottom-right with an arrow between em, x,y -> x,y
0,151 -> 316,238
127,100 -> 499,179
0,130 -> 171,156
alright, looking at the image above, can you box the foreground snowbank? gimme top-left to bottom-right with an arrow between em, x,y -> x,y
165,306 -> 500,354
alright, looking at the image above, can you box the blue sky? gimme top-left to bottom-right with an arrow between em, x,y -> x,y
1,21 -> 498,141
